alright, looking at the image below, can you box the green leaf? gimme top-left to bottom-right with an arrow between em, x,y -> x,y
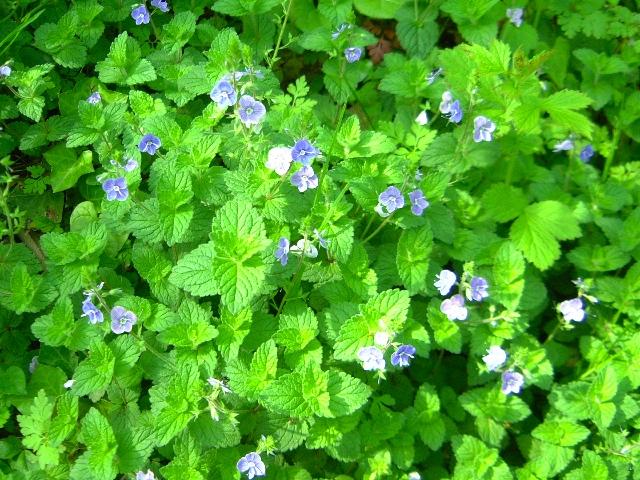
396,225 -> 433,295
157,299 -> 217,348
590,365 -> 617,402
0,263 -> 57,314
326,370 -> 371,417
482,183 -> 528,222
32,296 -> 75,347
353,0 -> 406,19
161,12 -> 197,52
427,302 -> 462,353
491,242 -> 525,310
169,242 -> 218,297
78,408 -> 118,480
226,339 -> 278,401
274,303 -> 319,352
531,420 -> 590,447
459,386 -> 531,423
95,32 -> 156,85
44,145 -> 94,193
510,201 -> 581,270
334,289 -> 410,361
542,90 -> 593,137
17,390 -> 59,468
72,342 -> 115,397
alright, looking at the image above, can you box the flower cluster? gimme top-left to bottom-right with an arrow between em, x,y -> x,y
274,236 -> 323,266
436,270 -> 489,321
265,139 -> 321,192
357,343 -> 416,371
131,0 -> 170,24
481,345 -> 525,395
209,76 -> 267,127
439,91 -> 463,124
375,186 -> 429,217
82,284 -> 104,324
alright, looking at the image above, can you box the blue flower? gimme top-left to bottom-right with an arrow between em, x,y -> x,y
580,144 -> 594,162
434,269 -> 456,296
138,134 -> 161,155
291,165 -> 318,192
0,65 -> 11,78
501,370 -> 524,395
473,116 -> 496,142
391,344 -> 416,367
553,138 -> 574,152
275,237 -> 290,266
237,452 -> 266,479
331,23 -> 351,39
440,294 -> 468,321
238,95 -> 266,126
291,139 -> 319,166
378,186 -> 405,214
344,47 -> 363,63
482,346 -> 507,371
506,7 -> 524,27
136,470 -> 155,480
110,306 -> 137,334
82,298 -> 104,324
439,91 -> 463,124
124,159 -> 138,172
210,80 -> 237,108
102,178 -> 129,201
131,4 -> 150,25
313,229 -> 328,249
87,92 -> 101,104
358,346 -> 385,371
290,239 -> 318,258
408,189 -> 429,216
150,0 -> 169,12
467,276 -> 489,301
559,298 -> 585,322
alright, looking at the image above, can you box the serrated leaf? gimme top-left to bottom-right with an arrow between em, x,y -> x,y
72,342 -> 115,396
531,420 -> 590,447
396,226 -> 433,295
169,242 -> 218,297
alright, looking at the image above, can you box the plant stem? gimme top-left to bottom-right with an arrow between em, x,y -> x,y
362,217 -> 391,243
602,126 -> 620,179
270,0 -> 293,66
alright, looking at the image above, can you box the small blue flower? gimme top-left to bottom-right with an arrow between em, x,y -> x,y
237,452 -> 266,479
482,346 -> 507,371
331,23 -> 351,39
440,294 -> 468,321
110,306 -> 137,334
0,65 -> 11,78
313,229 -> 328,249
150,0 -> 169,12
473,116 -> 496,142
439,91 -> 463,124
138,134 -> 161,155
136,470 -> 155,480
275,237 -> 290,266
378,186 -> 405,214
467,276 -> 489,302
553,138 -> 574,152
266,146 -> 292,175
124,159 -> 138,172
579,144 -> 594,162
344,47 -> 363,63
358,346 -> 385,371
391,344 -> 416,367
408,189 -> 429,216
290,165 -> 318,192
210,80 -> 237,108
559,298 -> 585,322
506,8 -> 524,27
131,4 -> 150,25
291,139 -> 319,166
82,298 -> 104,324
87,92 -> 101,104
501,370 -> 524,395
238,95 -> 266,126
102,178 -> 129,201
434,270 -> 456,296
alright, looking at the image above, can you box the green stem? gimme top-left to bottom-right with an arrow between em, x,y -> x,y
361,216 -> 392,243
602,127 -> 620,179
276,254 -> 306,315
270,0 -> 293,66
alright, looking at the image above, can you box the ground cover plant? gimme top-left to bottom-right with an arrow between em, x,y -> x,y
0,0 -> 639,478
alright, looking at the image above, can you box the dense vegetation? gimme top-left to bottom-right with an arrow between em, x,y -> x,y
0,0 -> 639,478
